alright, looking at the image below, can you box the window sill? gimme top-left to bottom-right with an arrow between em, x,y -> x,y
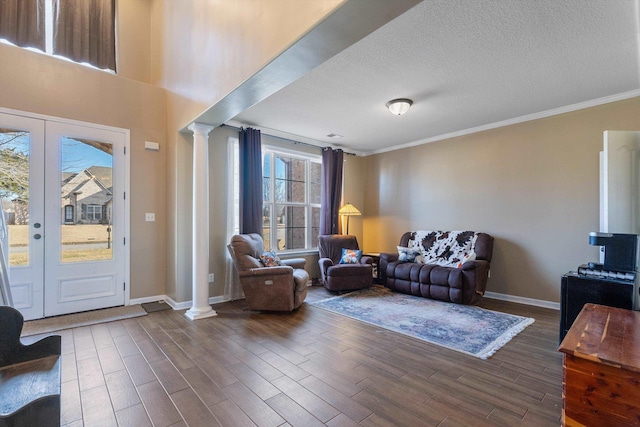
278,249 -> 319,257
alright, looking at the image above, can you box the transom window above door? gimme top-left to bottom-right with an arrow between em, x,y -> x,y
0,0 -> 116,72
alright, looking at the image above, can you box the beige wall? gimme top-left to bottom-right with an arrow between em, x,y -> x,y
155,0 -> 344,302
0,42 -> 167,300
342,154 -> 367,242
117,0 -> 153,84
363,97 -> 640,303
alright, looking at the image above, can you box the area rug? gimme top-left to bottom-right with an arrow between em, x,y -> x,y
310,286 -> 534,359
21,305 -> 147,337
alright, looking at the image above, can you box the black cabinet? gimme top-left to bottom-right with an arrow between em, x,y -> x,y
560,272 -> 634,342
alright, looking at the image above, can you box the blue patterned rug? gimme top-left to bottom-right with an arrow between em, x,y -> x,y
310,286 -> 534,359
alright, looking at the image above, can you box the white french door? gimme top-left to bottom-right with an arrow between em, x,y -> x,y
0,112 -> 128,320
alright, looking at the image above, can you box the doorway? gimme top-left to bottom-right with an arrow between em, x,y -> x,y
0,111 -> 129,320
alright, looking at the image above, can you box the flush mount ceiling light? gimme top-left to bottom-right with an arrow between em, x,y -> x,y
386,98 -> 413,115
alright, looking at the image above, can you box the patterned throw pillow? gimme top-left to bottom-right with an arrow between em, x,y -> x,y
339,248 -> 362,264
397,246 -> 421,262
260,251 -> 282,267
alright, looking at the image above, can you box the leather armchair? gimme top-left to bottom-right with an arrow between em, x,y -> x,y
318,234 -> 373,292
228,233 -> 308,311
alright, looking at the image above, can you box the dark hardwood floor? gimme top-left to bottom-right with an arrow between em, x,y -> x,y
40,286 -> 562,426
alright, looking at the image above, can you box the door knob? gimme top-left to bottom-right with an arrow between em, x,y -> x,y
33,234 -> 41,239
34,223 -> 41,228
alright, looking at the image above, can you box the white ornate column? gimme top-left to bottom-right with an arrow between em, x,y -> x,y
185,123 -> 217,320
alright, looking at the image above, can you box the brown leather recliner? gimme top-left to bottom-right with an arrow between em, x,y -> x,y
228,233 -> 308,311
318,235 -> 373,292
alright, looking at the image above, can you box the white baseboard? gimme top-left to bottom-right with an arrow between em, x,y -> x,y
129,294 -> 230,311
484,291 -> 560,310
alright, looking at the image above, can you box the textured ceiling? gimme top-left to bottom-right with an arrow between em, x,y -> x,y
230,0 -> 640,155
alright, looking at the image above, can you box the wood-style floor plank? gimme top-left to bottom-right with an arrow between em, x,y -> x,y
115,403 -> 153,427
52,285 -> 562,426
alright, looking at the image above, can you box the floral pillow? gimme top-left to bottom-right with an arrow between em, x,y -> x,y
260,251 -> 282,267
397,246 -> 422,262
339,248 -> 362,264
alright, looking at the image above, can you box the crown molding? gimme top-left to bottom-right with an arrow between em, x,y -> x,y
364,89 -> 640,156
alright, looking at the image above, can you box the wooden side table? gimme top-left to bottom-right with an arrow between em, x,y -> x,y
558,303 -> 640,426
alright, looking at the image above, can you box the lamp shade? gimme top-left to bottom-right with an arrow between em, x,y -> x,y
339,203 -> 361,216
386,98 -> 413,115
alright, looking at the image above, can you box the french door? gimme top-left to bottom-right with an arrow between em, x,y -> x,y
0,112 -> 128,320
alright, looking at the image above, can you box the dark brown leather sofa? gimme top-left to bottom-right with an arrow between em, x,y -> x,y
380,231 -> 494,305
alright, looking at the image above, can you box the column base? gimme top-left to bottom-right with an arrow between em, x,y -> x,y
184,307 -> 217,321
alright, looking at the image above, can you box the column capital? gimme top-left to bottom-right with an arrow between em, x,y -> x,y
188,122 -> 215,138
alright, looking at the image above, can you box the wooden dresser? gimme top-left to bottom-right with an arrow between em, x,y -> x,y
558,303 -> 640,427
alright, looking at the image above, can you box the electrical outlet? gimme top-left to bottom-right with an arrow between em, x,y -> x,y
208,273 -> 214,283
145,213 -> 155,222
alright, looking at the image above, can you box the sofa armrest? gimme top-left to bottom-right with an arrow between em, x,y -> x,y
281,258 -> 306,269
461,259 -> 489,272
360,256 -> 373,265
240,266 -> 293,278
461,259 -> 491,296
318,257 -> 334,285
379,252 -> 398,285
380,252 -> 398,263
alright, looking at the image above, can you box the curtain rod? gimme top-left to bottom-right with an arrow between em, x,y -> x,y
221,123 -> 356,156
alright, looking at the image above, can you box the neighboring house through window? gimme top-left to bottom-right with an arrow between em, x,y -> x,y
62,166 -> 112,225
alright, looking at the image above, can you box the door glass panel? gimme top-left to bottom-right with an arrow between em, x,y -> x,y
0,127 -> 30,267
60,136 -> 113,263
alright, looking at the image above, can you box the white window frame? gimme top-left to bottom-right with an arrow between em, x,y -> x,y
262,146 -> 321,253
229,141 -> 321,254
87,204 -> 102,221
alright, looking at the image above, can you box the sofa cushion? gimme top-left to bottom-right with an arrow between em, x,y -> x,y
408,231 -> 478,268
327,263 -> 371,277
293,268 -> 310,291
